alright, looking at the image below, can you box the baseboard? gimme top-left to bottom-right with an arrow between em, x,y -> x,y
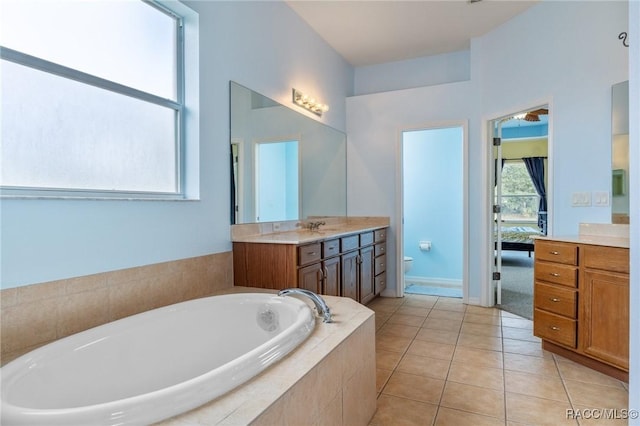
404,276 -> 462,289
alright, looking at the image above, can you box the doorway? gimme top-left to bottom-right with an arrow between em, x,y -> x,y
490,106 -> 549,319
254,140 -> 299,222
401,125 -> 464,298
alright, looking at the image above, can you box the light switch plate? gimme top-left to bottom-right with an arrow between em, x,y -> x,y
593,191 -> 610,206
571,192 -> 592,206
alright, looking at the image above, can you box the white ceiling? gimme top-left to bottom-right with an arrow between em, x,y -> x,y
286,0 -> 539,67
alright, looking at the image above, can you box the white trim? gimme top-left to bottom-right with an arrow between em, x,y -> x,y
404,276 -> 463,288
396,120 -> 469,304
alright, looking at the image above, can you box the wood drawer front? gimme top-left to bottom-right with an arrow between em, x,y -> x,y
298,243 -> 321,266
535,241 -> 577,265
534,309 -> 577,348
374,228 -> 387,243
360,231 -> 374,247
582,245 -> 629,274
375,242 -> 386,257
375,272 -> 387,294
323,239 -> 340,258
375,254 -> 387,275
534,282 -> 577,318
535,262 -> 577,288
341,235 -> 359,252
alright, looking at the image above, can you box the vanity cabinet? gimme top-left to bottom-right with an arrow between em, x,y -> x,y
533,239 -> 629,380
233,227 -> 388,304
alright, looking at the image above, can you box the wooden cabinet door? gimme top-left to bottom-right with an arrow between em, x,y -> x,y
359,246 -> 375,304
298,263 -> 322,294
580,269 -> 629,370
323,256 -> 340,296
341,251 -> 359,301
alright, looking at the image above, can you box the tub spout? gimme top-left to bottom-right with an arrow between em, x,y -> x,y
278,288 -> 333,323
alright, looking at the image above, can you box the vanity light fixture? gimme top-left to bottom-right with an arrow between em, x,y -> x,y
292,88 -> 329,117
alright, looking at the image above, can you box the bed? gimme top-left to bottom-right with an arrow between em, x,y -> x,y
495,226 -> 541,257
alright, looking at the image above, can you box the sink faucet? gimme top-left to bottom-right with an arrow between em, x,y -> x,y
296,221 -> 326,231
278,288 -> 333,323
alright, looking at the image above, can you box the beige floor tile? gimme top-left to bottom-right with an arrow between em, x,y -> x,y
422,317 -> 463,332
501,317 -> 533,329
505,392 -> 577,425
406,339 -> 456,361
435,407 -> 506,426
403,295 -> 438,308
464,313 -> 502,325
440,381 -> 505,419
434,301 -> 467,312
453,346 -> 503,369
466,305 -> 502,317
457,333 -> 503,352
502,326 -> 540,343
447,362 -> 504,391
503,353 -> 560,378
503,338 -> 550,358
555,358 -> 627,389
428,309 -> 465,321
376,334 -> 413,353
571,405 -> 630,425
372,296 -> 405,307
387,313 -> 426,327
396,306 -> 431,317
376,349 -> 404,370
382,371 -> 446,405
377,323 -> 420,339
415,328 -> 460,345
375,312 -> 392,330
460,322 -> 502,338
563,380 -> 629,408
377,368 -> 393,393
501,310 -> 525,319
505,370 -> 569,403
368,303 -> 400,315
396,354 -> 451,380
370,394 -> 438,426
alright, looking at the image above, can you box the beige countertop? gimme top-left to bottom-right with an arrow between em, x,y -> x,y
533,235 -> 630,249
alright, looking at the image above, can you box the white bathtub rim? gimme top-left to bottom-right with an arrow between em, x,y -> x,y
1,293 -> 316,426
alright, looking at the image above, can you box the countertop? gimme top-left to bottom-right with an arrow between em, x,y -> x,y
533,235 -> 629,249
232,223 -> 388,244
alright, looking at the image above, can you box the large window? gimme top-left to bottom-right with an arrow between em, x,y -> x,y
501,160 -> 539,222
1,0 -> 188,197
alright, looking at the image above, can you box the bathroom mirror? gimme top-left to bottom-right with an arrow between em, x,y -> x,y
230,82 -> 347,224
611,80 -> 629,224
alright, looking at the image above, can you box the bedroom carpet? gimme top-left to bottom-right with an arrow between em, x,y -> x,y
404,283 -> 462,298
499,251 -> 534,320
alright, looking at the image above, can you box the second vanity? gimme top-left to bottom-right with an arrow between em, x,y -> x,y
232,217 -> 389,305
533,224 -> 630,381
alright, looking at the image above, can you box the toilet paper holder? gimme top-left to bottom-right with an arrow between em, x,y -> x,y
419,241 -> 431,251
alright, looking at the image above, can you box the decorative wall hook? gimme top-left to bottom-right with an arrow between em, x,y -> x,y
619,32 -> 629,47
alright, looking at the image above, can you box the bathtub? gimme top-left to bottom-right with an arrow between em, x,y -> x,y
1,293 -> 316,425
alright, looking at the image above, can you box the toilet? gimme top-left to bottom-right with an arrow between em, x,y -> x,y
403,256 -> 413,274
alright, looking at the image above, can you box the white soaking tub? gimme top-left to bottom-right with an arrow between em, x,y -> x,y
1,293 -> 316,425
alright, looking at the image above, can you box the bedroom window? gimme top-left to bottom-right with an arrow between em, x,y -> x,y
501,161 -> 539,222
0,0 -> 195,199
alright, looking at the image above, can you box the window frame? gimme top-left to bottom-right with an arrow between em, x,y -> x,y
0,0 -> 190,200
500,160 -> 540,223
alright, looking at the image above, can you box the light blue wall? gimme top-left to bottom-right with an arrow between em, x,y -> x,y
403,127 -> 463,281
1,0 -> 353,288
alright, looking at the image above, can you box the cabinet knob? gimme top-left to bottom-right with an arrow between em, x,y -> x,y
550,326 -> 560,331
550,273 -> 560,277
550,251 -> 559,255
550,297 -> 561,302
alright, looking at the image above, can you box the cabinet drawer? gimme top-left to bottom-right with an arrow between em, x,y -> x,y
375,254 -> 387,275
535,262 -> 577,288
374,228 -> 387,243
582,245 -> 629,274
360,231 -> 374,247
375,272 -> 387,294
534,309 -> 577,348
341,235 -> 359,252
534,282 -> 577,318
375,242 -> 386,257
535,241 -> 577,265
298,243 -> 321,266
323,239 -> 340,258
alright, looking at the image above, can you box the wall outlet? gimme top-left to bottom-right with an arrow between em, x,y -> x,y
571,192 -> 591,207
273,222 -> 281,231
593,191 -> 610,206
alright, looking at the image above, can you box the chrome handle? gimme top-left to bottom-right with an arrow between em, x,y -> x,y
550,297 -> 561,302
307,251 -> 317,256
550,251 -> 559,255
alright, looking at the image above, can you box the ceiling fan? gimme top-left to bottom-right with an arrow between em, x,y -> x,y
522,108 -> 548,122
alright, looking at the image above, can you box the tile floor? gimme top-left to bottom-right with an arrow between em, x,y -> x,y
368,294 -> 630,425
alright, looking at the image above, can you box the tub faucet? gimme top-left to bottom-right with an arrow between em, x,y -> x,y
278,288 -> 333,323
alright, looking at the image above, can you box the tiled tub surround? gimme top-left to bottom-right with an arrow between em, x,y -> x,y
159,288 -> 376,425
1,252 -> 233,365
